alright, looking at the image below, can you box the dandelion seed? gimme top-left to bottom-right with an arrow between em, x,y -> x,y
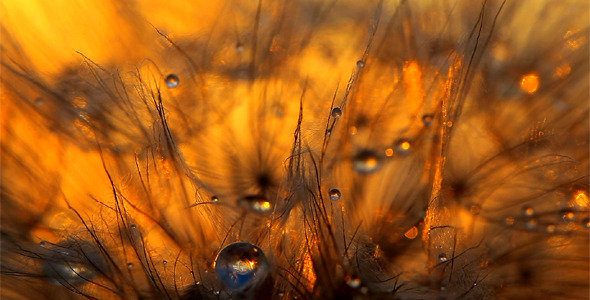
214,242 -> 269,291
165,74 -> 179,88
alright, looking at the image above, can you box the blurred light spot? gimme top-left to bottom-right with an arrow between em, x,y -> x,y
520,74 -> 539,94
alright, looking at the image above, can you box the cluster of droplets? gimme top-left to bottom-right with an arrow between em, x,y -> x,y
503,204 -> 590,233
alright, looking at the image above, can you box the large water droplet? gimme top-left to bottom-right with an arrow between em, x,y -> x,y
215,242 -> 269,292
43,240 -> 106,286
394,139 -> 411,156
329,189 -> 341,201
353,150 -> 381,174
238,195 -> 273,213
165,74 -> 179,88
331,107 -> 342,119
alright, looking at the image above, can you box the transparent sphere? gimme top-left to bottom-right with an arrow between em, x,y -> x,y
356,60 -> 365,68
331,107 -> 342,119
394,139 -> 411,156
329,188 -> 341,201
353,150 -> 382,174
422,114 -> 434,126
42,240 -> 106,286
215,242 -> 269,292
165,74 -> 179,88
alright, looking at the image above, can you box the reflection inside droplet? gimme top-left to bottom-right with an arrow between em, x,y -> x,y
238,195 -> 273,213
394,139 -> 411,156
215,242 -> 269,292
353,150 -> 381,174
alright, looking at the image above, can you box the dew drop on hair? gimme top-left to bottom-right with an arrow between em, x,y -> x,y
329,188 -> 341,200
214,242 -> 269,291
353,150 -> 381,174
331,107 -> 342,119
165,74 -> 179,88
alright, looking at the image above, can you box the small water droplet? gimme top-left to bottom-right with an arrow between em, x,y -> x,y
238,195 -> 273,213
525,218 -> 538,230
214,242 -> 269,291
131,224 -> 137,229
356,60 -> 365,68
163,260 -> 168,265
560,208 -> 575,222
522,205 -> 534,217
582,217 -> 590,229
128,263 -> 134,269
211,196 -> 219,203
438,253 -> 448,262
394,139 -> 411,156
505,216 -> 515,226
165,74 -> 179,88
422,114 -> 434,126
331,107 -> 342,119
40,241 -> 46,247
545,224 -> 556,233
470,204 -> 481,215
325,129 -> 332,137
346,277 -> 361,288
236,42 -> 245,52
329,189 -> 341,201
353,150 -> 382,174
385,148 -> 394,157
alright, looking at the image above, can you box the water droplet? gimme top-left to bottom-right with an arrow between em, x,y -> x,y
545,224 -> 556,233
329,189 -> 341,201
214,242 -> 269,292
238,195 -> 273,213
360,286 -> 369,294
40,241 -> 46,247
356,60 -> 365,68
331,107 -> 342,119
560,208 -> 575,222
130,224 -> 137,229
346,276 -> 361,288
165,74 -> 179,88
582,217 -> 590,229
325,129 -> 332,137
504,216 -> 515,226
522,205 -> 534,217
422,114 -> 434,126
470,204 -> 481,215
520,74 -> 539,94
525,218 -> 538,230
353,150 -> 382,174
211,196 -> 219,203
438,253 -> 448,262
236,42 -> 245,52
128,263 -> 134,269
394,139 -> 411,156
163,260 -> 168,265
43,240 -> 106,286
385,148 -> 394,157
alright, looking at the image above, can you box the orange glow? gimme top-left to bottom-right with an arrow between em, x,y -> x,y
574,191 -> 589,208
302,252 -> 316,289
404,226 -> 418,239
385,148 -> 394,157
400,141 -> 411,150
520,74 -> 540,94
403,61 -> 424,116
